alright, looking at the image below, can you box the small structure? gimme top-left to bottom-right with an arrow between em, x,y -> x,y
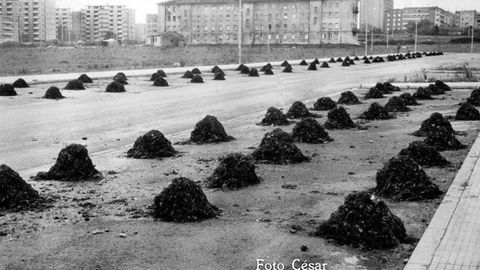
146,32 -> 186,47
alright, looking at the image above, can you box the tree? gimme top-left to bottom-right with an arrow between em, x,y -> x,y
406,19 -> 433,35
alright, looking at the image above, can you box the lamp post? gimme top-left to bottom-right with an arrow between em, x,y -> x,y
414,19 -> 418,52
364,23 -> 368,56
471,25 -> 475,53
238,0 -> 242,64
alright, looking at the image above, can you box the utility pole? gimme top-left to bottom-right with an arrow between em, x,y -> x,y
386,28 -> 389,52
471,25 -> 475,53
371,29 -> 374,53
364,23 -> 368,56
414,20 -> 418,52
238,0 -> 242,64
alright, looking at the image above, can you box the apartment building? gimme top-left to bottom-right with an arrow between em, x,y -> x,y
455,10 -> 477,28
156,0 -> 360,45
385,6 -> 455,32
0,15 -> 18,42
359,0 -> 393,31
81,5 -> 136,42
0,0 -> 56,43
146,14 -> 159,36
56,7 -> 72,42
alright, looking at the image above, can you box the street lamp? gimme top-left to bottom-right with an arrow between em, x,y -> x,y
471,25 -> 475,53
238,0 -> 242,64
414,19 -> 418,52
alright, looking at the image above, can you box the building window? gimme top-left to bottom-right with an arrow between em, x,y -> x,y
314,17 -> 317,25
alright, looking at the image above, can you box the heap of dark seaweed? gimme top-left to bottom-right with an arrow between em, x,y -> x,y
12,78 -> 29,88
190,115 -> 235,144
385,96 -> 411,112
399,93 -> 419,106
286,101 -> 316,119
252,129 -> 309,164
150,70 -> 167,81
35,144 -> 101,181
259,107 -> 290,126
455,102 -> 480,121
153,76 -> 169,87
364,87 -> 384,99
127,130 -> 177,159
206,153 -> 260,190
467,89 -> 480,106
113,72 -> 128,85
291,118 -> 333,144
43,86 -> 64,99
106,81 -> 126,92
153,177 -> 220,222
374,155 -> 442,201
315,191 -> 407,249
191,75 -> 204,83
413,87 -> 433,100
0,84 -> 17,96
182,70 -> 194,79
424,127 -> 466,151
308,62 -> 318,71
359,103 -> 392,120
324,106 -> 356,129
192,68 -> 202,74
435,80 -> 451,92
78,74 -> 93,83
313,97 -> 337,111
64,79 -> 85,90
413,113 -> 455,137
0,164 -> 40,210
249,68 -> 260,77
398,141 -> 449,167
338,91 -> 361,105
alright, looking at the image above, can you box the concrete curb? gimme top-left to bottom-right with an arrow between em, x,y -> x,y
404,132 -> 480,270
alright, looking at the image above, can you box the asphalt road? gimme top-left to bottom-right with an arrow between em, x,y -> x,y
0,53 -> 477,172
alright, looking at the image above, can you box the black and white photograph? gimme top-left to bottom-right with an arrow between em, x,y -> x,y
1,0 -> 480,269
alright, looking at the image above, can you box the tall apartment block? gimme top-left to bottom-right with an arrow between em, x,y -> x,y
81,5 -> 136,42
385,6 -> 455,33
0,15 -> 18,42
359,0 -> 393,31
156,0 -> 360,45
0,0 -> 56,43
56,8 -> 72,42
146,14 -> 159,36
455,10 -> 480,28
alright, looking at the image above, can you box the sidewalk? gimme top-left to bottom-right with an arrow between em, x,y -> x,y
404,132 -> 480,270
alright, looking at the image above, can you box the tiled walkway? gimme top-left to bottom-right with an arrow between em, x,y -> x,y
405,133 -> 480,270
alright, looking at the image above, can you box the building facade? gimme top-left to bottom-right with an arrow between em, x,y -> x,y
72,11 -> 81,42
359,0 -> 393,31
0,15 -> 18,42
385,6 -> 455,33
81,5 -> 136,42
0,0 -> 56,43
135,23 -> 146,42
156,0 -> 360,45
56,8 -> 72,42
385,9 -> 404,32
146,14 -> 159,36
455,10 -> 476,28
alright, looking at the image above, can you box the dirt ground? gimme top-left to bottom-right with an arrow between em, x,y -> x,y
0,43 -> 477,76
1,75 -> 478,269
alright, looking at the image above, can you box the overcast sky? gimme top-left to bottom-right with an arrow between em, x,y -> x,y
56,0 -> 480,24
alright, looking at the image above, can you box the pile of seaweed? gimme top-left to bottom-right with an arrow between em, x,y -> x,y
329,58 -> 336,63
308,62 -> 318,71
320,62 -> 330,68
35,144 -> 102,181
399,93 -> 420,106
252,129 -> 309,164
113,72 -> 128,85
192,68 -> 202,74
182,70 -> 194,79
467,89 -> 480,106
106,81 -> 126,92
261,63 -> 273,71
385,96 -> 411,112
258,107 -> 290,126
315,191 -> 407,249
127,130 -> 177,159
150,70 -> 167,81
12,78 -> 29,88
78,74 -> 93,83
374,155 -> 442,201
413,87 -> 433,100
0,84 -> 17,96
427,84 -> 445,95
240,66 -> 250,74
206,153 -> 260,190
153,76 -> 169,87
286,101 -> 316,119
189,115 -> 235,144
313,97 -> 337,111
213,72 -> 226,80
364,87 -> 385,99
264,69 -> 274,75
191,75 -> 204,83
398,141 -> 449,167
281,60 -> 289,67
435,80 -> 451,92
424,127 -> 466,151
299,60 -> 308,65
153,177 -> 220,222
455,103 -> 480,121
235,64 -> 245,71
338,91 -> 361,105
364,58 -> 372,64
359,103 -> 392,120
336,57 -> 343,62
64,79 -> 85,90
413,112 -> 456,137
283,65 -> 293,73
324,106 -> 356,129
249,68 -> 260,77
291,118 -> 333,144
0,164 -> 41,211
312,59 -> 320,64
43,86 -> 64,99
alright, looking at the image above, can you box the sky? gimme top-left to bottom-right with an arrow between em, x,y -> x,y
56,0 -> 480,24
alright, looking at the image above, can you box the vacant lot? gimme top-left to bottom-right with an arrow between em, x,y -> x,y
0,43 -> 477,76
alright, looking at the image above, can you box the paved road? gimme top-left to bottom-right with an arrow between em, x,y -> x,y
0,53 -> 477,172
